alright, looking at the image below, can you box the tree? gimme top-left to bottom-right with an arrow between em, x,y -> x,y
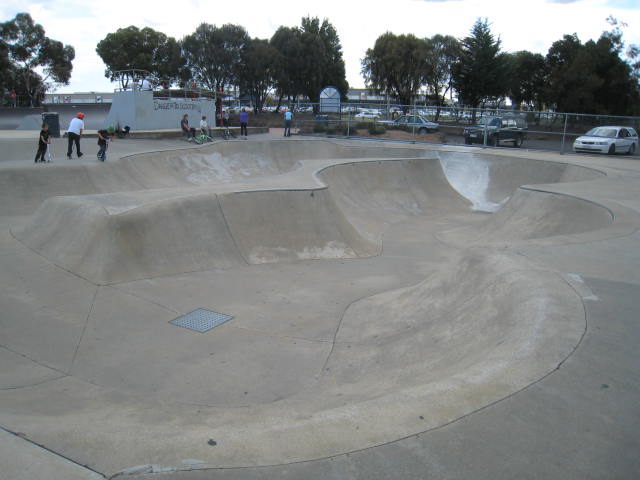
96,26 -> 185,89
271,17 -> 348,110
270,26 -> 304,108
423,34 -> 460,118
238,38 -> 281,113
181,23 -> 250,92
545,31 -> 639,115
0,13 -> 74,106
451,18 -> 509,109
505,51 -> 546,110
362,32 -> 429,108
300,17 -> 349,98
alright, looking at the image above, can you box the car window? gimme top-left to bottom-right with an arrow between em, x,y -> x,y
586,127 -> 617,138
629,128 -> 638,137
619,129 -> 628,138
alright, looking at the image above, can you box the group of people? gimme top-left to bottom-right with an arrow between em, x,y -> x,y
180,108 -> 294,141
181,108 -> 251,141
35,112 -> 115,163
36,105 -> 294,163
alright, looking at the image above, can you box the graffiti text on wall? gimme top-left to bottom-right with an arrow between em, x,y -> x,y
153,101 -> 202,113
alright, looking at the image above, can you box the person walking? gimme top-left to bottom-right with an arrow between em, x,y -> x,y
67,112 -> 85,159
239,108 -> 248,139
35,123 -> 50,163
284,109 -> 293,137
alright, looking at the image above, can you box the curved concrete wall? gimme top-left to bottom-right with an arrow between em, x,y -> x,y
0,140 -> 434,216
13,145 -> 612,285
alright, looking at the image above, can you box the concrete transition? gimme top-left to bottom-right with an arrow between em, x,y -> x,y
1,134 -> 639,479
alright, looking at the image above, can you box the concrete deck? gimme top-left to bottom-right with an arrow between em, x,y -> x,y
0,130 -> 639,479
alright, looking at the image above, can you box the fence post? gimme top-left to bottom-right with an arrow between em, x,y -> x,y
560,113 -> 568,154
483,110 -> 488,148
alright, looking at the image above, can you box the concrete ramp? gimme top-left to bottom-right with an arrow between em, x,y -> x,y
13,191 -> 246,284
439,151 -> 604,211
319,158 -> 472,244
439,187 -> 613,245
219,188 -> 378,264
12,147 -> 613,284
0,139 -> 432,216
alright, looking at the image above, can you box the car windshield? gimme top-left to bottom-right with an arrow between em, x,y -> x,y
585,127 -> 617,138
476,117 -> 500,127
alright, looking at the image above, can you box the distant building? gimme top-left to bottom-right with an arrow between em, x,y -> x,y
44,92 -> 114,105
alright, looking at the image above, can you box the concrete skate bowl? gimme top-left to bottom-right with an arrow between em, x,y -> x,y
5,139 -> 620,469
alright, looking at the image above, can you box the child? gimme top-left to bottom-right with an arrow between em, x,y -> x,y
200,115 -> 210,136
35,123 -> 50,163
97,126 -> 115,161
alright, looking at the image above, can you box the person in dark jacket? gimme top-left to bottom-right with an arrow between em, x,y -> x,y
35,123 -> 50,163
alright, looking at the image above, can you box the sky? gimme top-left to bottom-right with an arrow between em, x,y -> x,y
2,0 -> 640,94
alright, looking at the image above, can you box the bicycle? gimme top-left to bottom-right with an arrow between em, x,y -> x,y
221,123 -> 236,140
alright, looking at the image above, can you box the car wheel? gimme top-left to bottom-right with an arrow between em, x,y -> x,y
465,137 -> 472,145
608,144 -> 616,155
515,135 -> 523,148
418,127 -> 427,135
627,143 -> 635,155
490,135 -> 498,147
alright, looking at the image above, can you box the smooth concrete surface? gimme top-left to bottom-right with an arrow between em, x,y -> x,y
0,130 -> 639,480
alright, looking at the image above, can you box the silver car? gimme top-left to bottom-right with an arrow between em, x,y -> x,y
385,115 -> 439,133
573,126 -> 638,155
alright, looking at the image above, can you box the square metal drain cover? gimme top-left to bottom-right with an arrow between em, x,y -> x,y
170,309 -> 233,333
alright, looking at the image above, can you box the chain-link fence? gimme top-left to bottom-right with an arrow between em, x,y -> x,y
287,103 -> 640,157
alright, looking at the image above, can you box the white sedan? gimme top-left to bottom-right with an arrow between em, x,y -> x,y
573,126 -> 638,155
355,110 -> 380,119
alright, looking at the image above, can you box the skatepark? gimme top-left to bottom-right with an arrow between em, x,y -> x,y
1,125 -> 639,479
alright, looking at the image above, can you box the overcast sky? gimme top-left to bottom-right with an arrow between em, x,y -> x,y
2,0 -> 640,93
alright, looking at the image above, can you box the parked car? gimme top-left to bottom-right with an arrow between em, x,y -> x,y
355,110 -> 380,119
382,115 -> 439,133
573,126 -> 638,155
463,115 -> 528,147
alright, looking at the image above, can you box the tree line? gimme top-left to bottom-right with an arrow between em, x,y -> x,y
94,17 -> 348,113
363,17 -> 640,116
2,12 -> 639,116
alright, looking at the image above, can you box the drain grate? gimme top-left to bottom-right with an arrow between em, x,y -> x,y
170,309 -> 233,333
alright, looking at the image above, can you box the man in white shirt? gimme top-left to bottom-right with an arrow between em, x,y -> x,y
67,112 -> 85,159
141,77 -> 151,91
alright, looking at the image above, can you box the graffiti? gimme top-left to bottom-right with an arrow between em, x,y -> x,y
153,101 -> 201,113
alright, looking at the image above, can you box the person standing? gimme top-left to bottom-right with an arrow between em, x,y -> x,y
67,112 -> 85,159
97,126 -> 115,161
35,123 -> 50,163
239,108 -> 248,139
284,109 -> 293,137
10,90 -> 17,108
141,77 -> 152,91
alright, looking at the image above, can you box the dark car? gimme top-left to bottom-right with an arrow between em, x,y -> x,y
464,115 -> 527,147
